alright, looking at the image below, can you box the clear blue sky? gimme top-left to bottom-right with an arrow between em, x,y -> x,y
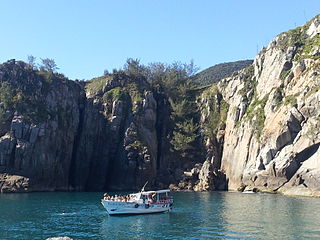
0,0 -> 319,80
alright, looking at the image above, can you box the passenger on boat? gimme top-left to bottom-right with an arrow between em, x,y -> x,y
105,194 -> 133,202
103,193 -> 109,200
147,194 -> 153,204
152,193 -> 156,201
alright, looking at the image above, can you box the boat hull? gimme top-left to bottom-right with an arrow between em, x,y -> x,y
101,200 -> 172,216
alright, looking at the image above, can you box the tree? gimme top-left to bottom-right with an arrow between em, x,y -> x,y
145,62 -> 166,86
124,58 -> 147,78
27,55 -> 37,69
0,82 -> 14,109
40,58 -> 59,72
104,69 -> 109,76
170,118 -> 199,156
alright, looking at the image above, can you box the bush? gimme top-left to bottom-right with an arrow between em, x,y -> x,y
243,94 -> 269,139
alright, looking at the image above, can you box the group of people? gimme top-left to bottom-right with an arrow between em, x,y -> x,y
103,193 -> 132,202
103,192 -> 170,204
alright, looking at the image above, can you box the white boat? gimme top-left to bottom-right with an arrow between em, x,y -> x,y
101,189 -> 173,216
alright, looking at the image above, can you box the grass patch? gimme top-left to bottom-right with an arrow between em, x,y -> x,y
103,87 -> 127,102
85,76 -> 110,95
276,15 -> 320,61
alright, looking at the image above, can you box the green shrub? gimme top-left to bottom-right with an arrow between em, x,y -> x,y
276,15 -> 320,61
86,76 -> 110,95
201,88 -> 229,139
243,94 -> 269,139
103,87 -> 127,102
239,65 -> 256,98
0,82 -> 14,109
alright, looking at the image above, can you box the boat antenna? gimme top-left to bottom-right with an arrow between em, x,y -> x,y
141,181 -> 148,192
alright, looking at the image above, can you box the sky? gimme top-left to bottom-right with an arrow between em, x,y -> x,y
0,0 -> 319,80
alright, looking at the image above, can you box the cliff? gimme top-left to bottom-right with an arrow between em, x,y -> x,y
0,61 -> 83,192
213,15 -> 320,196
0,62 -> 174,192
1,15 -> 320,197
170,15 -> 320,197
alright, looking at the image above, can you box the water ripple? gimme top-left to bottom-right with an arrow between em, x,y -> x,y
1,192 -> 320,239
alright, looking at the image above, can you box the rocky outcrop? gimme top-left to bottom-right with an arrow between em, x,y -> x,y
194,160 -> 226,191
0,61 -> 83,192
0,65 -> 171,192
215,15 -> 320,196
76,75 -> 172,191
178,15 -> 320,196
0,174 -> 29,193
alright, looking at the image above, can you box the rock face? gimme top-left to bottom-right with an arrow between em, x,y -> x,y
176,15 -> 320,196
1,15 -> 320,197
0,174 -> 29,193
0,64 -> 171,192
0,61 -> 83,191
215,15 -> 320,196
72,74 -> 169,191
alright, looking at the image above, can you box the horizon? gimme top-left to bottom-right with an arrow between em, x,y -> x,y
0,1 -> 319,80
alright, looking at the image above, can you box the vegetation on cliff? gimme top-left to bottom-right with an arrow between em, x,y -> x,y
200,86 -> 229,139
0,60 -> 76,125
1,15 -> 320,194
0,54 -> 260,192
277,14 -> 320,61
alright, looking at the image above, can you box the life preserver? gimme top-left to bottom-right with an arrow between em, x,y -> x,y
145,204 -> 150,209
134,204 -> 139,208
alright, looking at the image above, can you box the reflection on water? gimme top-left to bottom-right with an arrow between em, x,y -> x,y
221,193 -> 320,240
0,191 -> 320,240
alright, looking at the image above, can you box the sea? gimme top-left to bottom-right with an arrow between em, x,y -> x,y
0,191 -> 320,240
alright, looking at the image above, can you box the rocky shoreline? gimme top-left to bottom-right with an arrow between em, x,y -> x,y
1,15 -> 320,197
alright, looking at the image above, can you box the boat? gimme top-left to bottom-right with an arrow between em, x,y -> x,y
101,187 -> 173,216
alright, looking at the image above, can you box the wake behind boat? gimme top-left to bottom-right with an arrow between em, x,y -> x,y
101,188 -> 173,216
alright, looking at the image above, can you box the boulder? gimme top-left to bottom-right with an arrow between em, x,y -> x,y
0,174 -> 29,193
194,160 -> 226,191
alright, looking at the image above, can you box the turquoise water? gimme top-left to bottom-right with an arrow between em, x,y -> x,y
0,191 -> 320,240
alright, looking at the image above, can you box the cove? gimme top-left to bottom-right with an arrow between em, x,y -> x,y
1,191 -> 320,240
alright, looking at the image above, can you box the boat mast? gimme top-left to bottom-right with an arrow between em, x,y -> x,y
141,181 -> 148,192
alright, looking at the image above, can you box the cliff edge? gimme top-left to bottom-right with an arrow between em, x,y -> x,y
216,15 -> 320,196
